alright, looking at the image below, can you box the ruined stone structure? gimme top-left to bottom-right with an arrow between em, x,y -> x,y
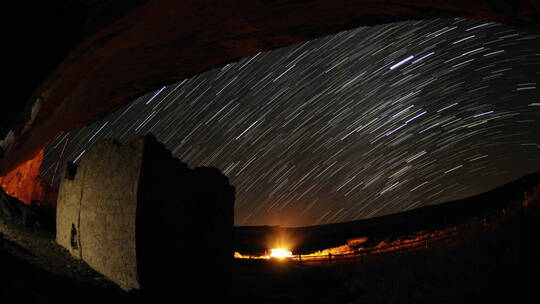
56,134 -> 235,292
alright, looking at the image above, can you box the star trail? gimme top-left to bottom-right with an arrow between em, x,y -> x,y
41,18 -> 540,227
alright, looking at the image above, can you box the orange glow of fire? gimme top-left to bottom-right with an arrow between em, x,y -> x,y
234,248 -> 293,259
234,252 -> 267,259
0,148 -> 58,206
233,228 -> 464,261
269,248 -> 293,258
297,237 -> 367,258
234,188 -> 540,263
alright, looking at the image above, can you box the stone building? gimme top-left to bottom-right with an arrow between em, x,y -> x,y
56,134 -> 235,293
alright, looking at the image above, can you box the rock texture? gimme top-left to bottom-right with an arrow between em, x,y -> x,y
2,0 -> 539,180
56,139 -> 143,290
0,186 -> 55,231
0,148 -> 57,207
56,134 -> 235,293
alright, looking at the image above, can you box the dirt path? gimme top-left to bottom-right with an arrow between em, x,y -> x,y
0,219 -> 115,288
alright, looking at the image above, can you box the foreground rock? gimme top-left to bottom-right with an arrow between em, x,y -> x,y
56,134 -> 235,296
0,186 -> 55,231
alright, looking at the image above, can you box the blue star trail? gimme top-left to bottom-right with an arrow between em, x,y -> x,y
41,18 -> 539,227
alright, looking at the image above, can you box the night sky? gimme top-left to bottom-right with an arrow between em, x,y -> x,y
41,18 -> 539,227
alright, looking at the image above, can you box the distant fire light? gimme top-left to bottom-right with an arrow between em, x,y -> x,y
269,248 -> 293,259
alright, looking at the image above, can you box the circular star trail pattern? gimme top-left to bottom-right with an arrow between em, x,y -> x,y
42,18 -> 540,227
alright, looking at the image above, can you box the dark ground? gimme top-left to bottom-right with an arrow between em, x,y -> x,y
0,220 -> 129,304
232,201 -> 540,304
1,183 -> 539,303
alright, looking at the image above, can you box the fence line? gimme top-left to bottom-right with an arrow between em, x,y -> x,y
290,232 -> 459,264
236,187 -> 540,264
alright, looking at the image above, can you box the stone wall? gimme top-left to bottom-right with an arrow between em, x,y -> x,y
56,138 -> 143,290
56,134 -> 235,293
135,137 -> 236,294
56,162 -> 84,258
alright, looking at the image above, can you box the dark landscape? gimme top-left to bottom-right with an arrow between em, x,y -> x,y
1,172 -> 539,303
234,172 -> 540,255
2,1 -> 540,304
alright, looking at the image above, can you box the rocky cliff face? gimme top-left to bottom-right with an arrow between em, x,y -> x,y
0,148 -> 57,207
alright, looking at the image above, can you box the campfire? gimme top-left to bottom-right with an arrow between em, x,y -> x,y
234,248 -> 293,260
269,248 -> 293,259
233,228 -> 464,262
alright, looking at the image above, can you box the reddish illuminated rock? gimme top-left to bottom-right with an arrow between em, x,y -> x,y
0,148 -> 57,207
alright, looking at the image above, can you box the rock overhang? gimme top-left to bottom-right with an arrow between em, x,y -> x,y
2,0 -> 539,178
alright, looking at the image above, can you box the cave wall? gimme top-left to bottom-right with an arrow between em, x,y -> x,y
56,134 -> 235,292
0,148 -> 57,206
